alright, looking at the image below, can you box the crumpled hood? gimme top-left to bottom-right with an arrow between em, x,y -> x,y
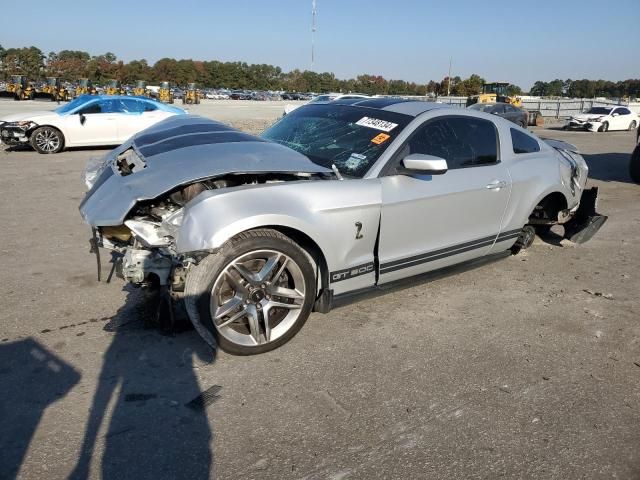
79,115 -> 331,226
0,111 -> 58,123
571,113 -> 608,122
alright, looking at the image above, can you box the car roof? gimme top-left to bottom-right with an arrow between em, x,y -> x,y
312,97 -> 450,117
90,94 -> 156,101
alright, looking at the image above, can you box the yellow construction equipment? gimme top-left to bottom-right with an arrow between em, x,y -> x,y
34,77 -> 70,102
75,78 -> 97,97
183,82 -> 200,105
0,75 -> 35,100
466,82 -> 522,107
158,81 -> 173,104
132,80 -> 148,97
105,79 -> 125,95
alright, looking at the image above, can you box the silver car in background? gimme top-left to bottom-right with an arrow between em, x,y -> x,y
79,98 -> 606,355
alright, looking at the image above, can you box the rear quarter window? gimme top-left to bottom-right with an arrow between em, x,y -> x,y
511,128 -> 540,154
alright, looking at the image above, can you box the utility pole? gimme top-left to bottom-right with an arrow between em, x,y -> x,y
447,57 -> 452,96
311,0 -> 317,70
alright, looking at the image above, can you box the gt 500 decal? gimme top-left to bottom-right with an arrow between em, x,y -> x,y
330,262 -> 375,283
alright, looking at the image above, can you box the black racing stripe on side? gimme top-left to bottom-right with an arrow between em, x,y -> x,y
380,233 -> 498,270
135,122 -> 234,147
494,233 -> 520,243
498,228 -> 522,239
139,131 -> 264,157
380,238 -> 496,274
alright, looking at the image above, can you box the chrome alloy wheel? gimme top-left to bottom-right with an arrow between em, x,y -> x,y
34,128 -> 61,152
210,250 -> 306,346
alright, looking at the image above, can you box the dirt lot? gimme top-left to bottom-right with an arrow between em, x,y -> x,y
0,100 -> 638,480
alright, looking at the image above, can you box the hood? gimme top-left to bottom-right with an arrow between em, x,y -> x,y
0,111 -> 58,123
79,115 -> 331,226
571,113 -> 608,121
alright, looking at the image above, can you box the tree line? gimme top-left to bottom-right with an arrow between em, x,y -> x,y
1,44 -> 637,98
529,78 -> 640,99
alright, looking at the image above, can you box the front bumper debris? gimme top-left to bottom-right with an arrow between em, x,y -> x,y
0,125 -> 30,146
563,187 -> 608,244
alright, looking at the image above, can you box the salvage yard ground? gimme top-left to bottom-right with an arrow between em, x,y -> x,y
0,100 -> 639,480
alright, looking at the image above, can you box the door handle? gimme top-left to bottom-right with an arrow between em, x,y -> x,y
486,180 -> 507,189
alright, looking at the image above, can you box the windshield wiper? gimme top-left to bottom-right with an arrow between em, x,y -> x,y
331,164 -> 344,181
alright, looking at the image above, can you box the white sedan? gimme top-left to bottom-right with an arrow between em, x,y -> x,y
0,95 -> 187,153
565,106 -> 639,132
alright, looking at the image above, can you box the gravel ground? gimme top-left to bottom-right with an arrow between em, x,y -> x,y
0,100 -> 638,480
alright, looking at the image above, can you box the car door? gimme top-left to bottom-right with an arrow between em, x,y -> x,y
504,105 -> 521,124
378,115 -> 512,284
611,107 -> 633,130
63,99 -> 119,146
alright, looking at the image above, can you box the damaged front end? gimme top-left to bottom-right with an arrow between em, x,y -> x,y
79,115 -> 333,339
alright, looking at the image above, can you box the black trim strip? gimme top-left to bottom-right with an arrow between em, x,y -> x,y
139,131 -> 263,157
135,122 -> 235,147
380,229 -> 521,275
330,262 -> 375,283
381,233 -> 497,270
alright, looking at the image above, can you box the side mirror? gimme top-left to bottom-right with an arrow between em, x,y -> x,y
400,154 -> 448,175
612,113 -> 619,117
79,112 -> 86,125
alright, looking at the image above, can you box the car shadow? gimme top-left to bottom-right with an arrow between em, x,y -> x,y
68,285 -> 218,480
0,338 -> 81,480
582,152 -> 633,183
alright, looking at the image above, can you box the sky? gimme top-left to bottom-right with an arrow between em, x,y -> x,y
1,0 -> 638,90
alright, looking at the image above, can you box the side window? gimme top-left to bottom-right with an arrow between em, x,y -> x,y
493,104 -> 506,114
616,108 -> 631,115
119,99 -> 147,113
99,99 -> 128,114
142,100 -> 158,112
406,117 -> 499,169
505,105 -> 517,113
78,102 -> 102,114
511,128 -> 540,154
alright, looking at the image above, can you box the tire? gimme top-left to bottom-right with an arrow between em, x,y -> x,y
629,121 -> 637,131
630,145 -> 640,184
600,121 -> 609,132
30,126 -> 64,154
185,228 -> 316,355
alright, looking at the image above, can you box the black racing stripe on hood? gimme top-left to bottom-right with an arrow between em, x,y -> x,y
139,131 -> 265,158
135,122 -> 235,147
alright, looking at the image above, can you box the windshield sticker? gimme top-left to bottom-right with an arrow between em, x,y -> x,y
355,117 -> 398,132
371,133 -> 391,145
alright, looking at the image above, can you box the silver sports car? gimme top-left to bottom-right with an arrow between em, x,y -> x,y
80,98 -> 607,355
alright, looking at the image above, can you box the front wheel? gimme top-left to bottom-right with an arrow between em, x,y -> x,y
30,126 -> 64,154
599,121 -> 609,132
185,229 -> 316,355
629,121 -> 637,131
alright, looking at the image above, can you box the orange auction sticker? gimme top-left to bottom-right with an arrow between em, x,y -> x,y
371,133 -> 391,145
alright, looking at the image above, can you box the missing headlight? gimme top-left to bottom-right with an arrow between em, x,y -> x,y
116,148 -> 146,176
